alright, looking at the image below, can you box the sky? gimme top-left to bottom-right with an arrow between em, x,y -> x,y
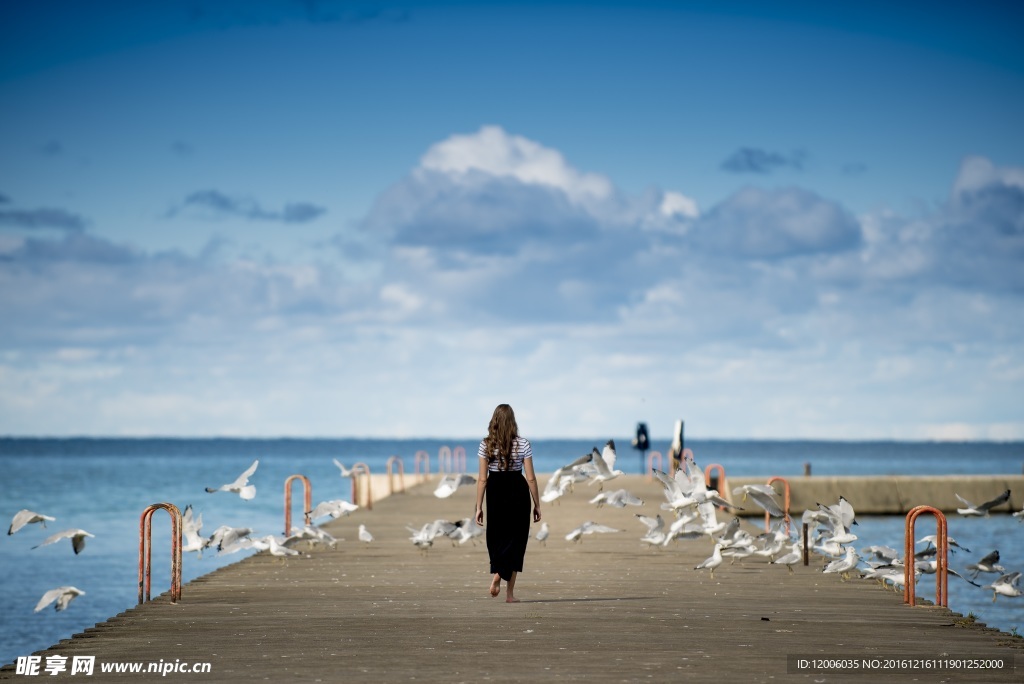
1,0 -> 1022,440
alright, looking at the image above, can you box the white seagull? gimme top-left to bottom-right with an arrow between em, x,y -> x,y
32,529 -> 95,555
565,521 -> 620,543
955,489 -> 1011,516
985,572 -> 1022,602
770,542 -> 804,573
332,458 -> 355,477
694,543 -> 724,579
206,459 -> 259,500
587,441 -> 624,490
589,488 -> 644,508
822,546 -> 861,580
541,452 -> 593,503
966,550 -> 1006,579
433,473 -> 477,499
307,499 -> 359,521
8,509 -> 56,535
535,521 -> 550,545
35,586 -> 86,612
181,504 -> 206,556
732,484 -> 785,517
358,524 -> 374,543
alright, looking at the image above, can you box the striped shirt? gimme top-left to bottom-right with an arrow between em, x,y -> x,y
478,436 -> 533,472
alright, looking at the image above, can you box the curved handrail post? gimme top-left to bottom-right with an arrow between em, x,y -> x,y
284,474 -> 312,536
438,445 -> 453,475
903,505 -> 948,608
414,450 -> 430,482
138,503 -> 182,605
386,455 -> 406,495
703,463 -> 731,507
645,451 -> 663,481
765,476 -> 792,536
351,462 -> 373,511
452,446 -> 467,474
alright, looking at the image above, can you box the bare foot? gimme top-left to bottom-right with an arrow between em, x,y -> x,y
489,576 -> 501,598
505,596 -> 520,603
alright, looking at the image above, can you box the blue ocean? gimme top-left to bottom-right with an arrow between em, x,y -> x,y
1,438 -> 1022,667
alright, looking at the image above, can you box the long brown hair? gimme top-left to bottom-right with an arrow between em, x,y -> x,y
482,404 -> 519,471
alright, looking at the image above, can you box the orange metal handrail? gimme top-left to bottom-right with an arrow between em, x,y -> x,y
645,451 -> 663,481
438,445 -> 453,474
414,450 -> 430,481
139,503 -> 182,604
351,462 -> 373,510
386,455 -> 406,495
765,476 -> 792,536
704,463 -> 730,506
452,446 -> 467,473
284,474 -> 312,535
904,505 -> 948,608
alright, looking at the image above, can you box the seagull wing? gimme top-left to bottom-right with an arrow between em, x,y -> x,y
954,493 -> 977,509
601,441 -> 617,471
590,447 -> 610,476
230,459 -> 259,488
746,489 -> 785,517
978,489 -> 1011,512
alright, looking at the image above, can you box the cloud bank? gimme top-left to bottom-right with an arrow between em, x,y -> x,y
0,128 -> 1020,439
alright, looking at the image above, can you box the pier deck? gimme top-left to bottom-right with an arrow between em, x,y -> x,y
2,475 -> 1020,682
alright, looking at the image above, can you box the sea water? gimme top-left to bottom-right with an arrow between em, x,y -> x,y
1,438 -> 1021,667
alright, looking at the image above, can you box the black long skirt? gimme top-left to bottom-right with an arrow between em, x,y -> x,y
485,470 -> 531,581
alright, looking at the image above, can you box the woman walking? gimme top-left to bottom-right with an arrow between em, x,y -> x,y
474,404 -> 542,603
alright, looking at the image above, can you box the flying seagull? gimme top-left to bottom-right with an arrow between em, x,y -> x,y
206,459 -> 259,500
34,586 -> 85,612
32,529 -> 95,555
955,489 -> 1011,517
8,509 -> 56,536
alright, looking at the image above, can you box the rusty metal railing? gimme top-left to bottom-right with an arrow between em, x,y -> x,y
139,503 -> 182,604
704,463 -> 730,506
904,505 -> 948,608
765,476 -> 792,536
284,474 -> 312,535
414,450 -> 430,482
386,455 -> 405,495
452,446 -> 467,473
438,445 -> 452,474
351,462 -> 372,510
645,451 -> 663,481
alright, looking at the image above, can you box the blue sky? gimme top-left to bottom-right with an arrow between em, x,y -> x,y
1,0 -> 1022,439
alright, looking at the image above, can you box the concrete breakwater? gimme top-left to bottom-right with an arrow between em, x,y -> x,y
719,475 -> 1024,517
367,472 -> 1023,516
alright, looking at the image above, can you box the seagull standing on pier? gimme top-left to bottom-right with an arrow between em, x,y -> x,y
694,543 -> 724,579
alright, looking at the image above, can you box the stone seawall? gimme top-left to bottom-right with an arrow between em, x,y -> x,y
718,474 -> 1024,516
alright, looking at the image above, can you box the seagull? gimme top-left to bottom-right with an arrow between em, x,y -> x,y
965,550 -> 1007,579
535,521 -> 550,545
564,521 -> 620,543
916,534 -> 969,554
861,545 -> 901,567
635,514 -> 666,546
694,543 -> 724,579
286,525 -> 338,548
770,542 -> 804,573
181,505 -> 206,556
8,509 -> 56,535
34,586 -> 85,612
332,458 -> 355,477
448,518 -> 485,545
207,525 -> 253,553
205,459 -> 258,500
955,489 -> 1011,516
732,484 -> 785,517
407,520 -> 458,551
822,546 -> 861,580
587,442 -> 625,490
307,499 -> 359,521
542,452 -> 593,503
985,572 -> 1021,602
32,529 -> 95,555
589,488 -> 644,508
1014,503 -> 1024,521
815,498 -> 858,545
433,473 -> 476,499
358,524 -> 374,543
